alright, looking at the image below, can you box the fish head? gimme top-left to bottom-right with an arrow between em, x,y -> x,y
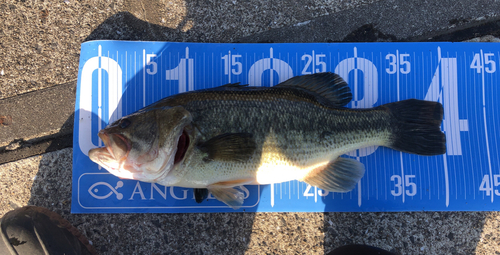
88,106 -> 193,183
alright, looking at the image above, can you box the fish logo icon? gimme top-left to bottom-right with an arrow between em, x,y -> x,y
88,181 -> 124,200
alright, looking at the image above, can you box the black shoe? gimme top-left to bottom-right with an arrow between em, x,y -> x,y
0,206 -> 96,255
327,244 -> 396,255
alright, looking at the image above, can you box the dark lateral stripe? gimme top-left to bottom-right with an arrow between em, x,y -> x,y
142,86 -> 349,112
0,134 -> 73,165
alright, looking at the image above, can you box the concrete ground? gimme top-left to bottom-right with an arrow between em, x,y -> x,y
2,0 -> 500,254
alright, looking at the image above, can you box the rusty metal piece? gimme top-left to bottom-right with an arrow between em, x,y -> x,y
0,115 -> 12,126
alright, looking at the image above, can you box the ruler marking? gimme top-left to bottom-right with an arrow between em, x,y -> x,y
491,51 -> 500,198
436,50 -> 441,200
142,49 -> 146,107
395,49 -> 406,203
352,48 -> 363,207
245,52 -> 248,88
442,52 -> 450,206
453,51 -> 468,199
189,49 -> 194,91
211,52 -> 215,90
329,51 -> 332,73
416,52 -> 422,201
380,51 -> 387,201
312,50 -> 315,74
122,51 -> 128,115
117,51 -> 121,119
134,51 -> 137,111
296,52 -> 298,78
152,51 -> 155,102
366,52 -> 370,202
315,186 -> 318,203
271,183 -> 274,207
354,48 -> 358,103
202,52 -> 206,89
431,50 -> 441,200
289,180 -> 291,200
443,153 -> 450,206
474,51 -> 485,200
230,50 -> 233,83
439,47 -> 449,203
423,51 -> 430,200
452,53 -> 458,199
97,46 -> 102,130
374,51 -> 378,201
495,52 -> 500,174
463,51 -> 469,200
480,50 -> 494,203
106,50 -> 109,126
452,52 -> 458,200
472,52 -> 484,200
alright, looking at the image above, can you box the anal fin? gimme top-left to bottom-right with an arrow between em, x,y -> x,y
303,157 -> 365,192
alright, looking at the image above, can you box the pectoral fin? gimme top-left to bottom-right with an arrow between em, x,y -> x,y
198,133 -> 256,162
303,157 -> 365,192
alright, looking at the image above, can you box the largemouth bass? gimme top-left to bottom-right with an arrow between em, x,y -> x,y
88,73 -> 446,209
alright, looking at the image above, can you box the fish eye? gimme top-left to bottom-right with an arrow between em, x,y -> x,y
119,118 -> 131,129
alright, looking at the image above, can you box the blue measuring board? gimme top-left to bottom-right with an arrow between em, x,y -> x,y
72,40 -> 500,213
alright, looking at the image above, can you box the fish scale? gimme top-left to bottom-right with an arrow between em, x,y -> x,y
89,72 -> 445,209
175,93 -> 394,186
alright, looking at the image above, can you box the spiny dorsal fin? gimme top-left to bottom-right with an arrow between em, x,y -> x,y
302,157 -> 365,192
219,82 -> 248,88
198,133 -> 256,162
276,72 -> 352,107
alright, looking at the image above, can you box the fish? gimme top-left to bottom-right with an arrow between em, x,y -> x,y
88,72 -> 446,209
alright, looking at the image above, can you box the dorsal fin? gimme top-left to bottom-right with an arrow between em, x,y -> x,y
275,72 -> 352,107
219,82 -> 248,88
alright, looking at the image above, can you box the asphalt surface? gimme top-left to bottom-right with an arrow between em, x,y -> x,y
2,0 -> 500,254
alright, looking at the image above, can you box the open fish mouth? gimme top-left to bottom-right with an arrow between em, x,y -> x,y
88,147 -> 121,172
88,131 -> 137,179
174,129 -> 190,165
88,146 -> 114,165
98,131 -> 131,161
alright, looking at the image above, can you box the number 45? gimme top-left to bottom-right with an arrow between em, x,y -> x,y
470,53 -> 496,74
479,175 -> 500,196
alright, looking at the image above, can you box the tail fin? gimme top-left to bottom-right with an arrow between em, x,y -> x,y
381,99 -> 446,156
